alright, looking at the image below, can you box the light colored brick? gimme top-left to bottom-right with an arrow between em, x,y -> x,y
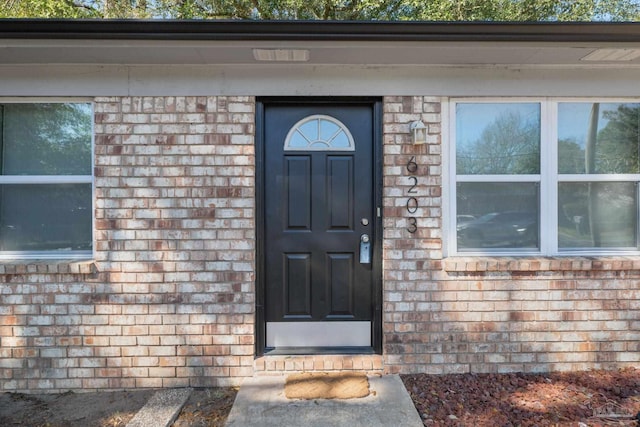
4,94 -> 640,393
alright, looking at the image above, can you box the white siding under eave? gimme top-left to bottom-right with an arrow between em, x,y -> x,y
0,64 -> 639,97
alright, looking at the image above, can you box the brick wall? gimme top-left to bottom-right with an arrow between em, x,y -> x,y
382,96 -> 640,375
381,96 -> 444,373
2,94 -> 639,393
0,96 -> 256,391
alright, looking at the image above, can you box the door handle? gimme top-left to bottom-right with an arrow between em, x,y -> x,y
360,234 -> 371,264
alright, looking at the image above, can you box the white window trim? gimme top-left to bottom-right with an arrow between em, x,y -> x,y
541,101 -> 556,255
447,97 -> 640,257
0,98 -> 94,261
0,176 -> 92,185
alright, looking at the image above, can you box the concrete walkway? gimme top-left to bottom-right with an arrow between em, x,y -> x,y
126,388 -> 192,427
225,374 -> 423,427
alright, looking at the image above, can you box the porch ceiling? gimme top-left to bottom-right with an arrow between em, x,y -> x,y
1,20 -> 640,67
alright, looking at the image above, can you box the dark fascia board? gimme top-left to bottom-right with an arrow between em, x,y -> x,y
1,19 -> 640,43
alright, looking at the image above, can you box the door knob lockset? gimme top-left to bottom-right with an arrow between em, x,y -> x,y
360,234 -> 371,264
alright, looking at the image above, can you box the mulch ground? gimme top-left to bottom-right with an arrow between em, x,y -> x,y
0,388 -> 237,427
172,387 -> 238,427
0,389 -> 155,427
402,367 -> 640,426
1,368 -> 638,426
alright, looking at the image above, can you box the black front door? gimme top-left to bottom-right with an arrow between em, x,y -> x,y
259,99 -> 380,351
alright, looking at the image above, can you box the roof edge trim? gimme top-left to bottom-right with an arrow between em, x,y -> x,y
1,19 -> 640,42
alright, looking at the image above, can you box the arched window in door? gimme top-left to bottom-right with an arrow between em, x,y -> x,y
284,115 -> 355,151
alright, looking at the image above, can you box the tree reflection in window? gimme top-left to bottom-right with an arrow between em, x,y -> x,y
558,102 -> 640,249
284,115 -> 355,151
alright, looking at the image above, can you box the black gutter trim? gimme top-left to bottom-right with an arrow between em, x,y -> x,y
1,19 -> 640,42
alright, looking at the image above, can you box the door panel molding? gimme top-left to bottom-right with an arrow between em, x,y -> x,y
327,252 -> 355,317
285,156 -> 311,230
327,156 -> 354,230
283,253 -> 312,318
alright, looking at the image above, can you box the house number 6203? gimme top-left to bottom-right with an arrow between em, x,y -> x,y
406,156 -> 418,234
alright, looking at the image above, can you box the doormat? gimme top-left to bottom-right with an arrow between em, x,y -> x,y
284,372 -> 370,400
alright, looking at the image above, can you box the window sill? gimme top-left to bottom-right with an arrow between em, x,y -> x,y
0,259 -> 97,275
443,256 -> 640,273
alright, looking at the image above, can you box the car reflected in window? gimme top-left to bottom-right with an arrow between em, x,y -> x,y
457,211 -> 538,249
456,215 -> 476,230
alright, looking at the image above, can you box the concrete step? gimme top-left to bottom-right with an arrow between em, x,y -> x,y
225,374 -> 423,427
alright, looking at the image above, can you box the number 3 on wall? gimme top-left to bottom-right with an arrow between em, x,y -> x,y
407,217 -> 417,233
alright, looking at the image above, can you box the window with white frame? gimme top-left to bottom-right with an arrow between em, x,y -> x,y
450,99 -> 640,256
0,102 -> 93,259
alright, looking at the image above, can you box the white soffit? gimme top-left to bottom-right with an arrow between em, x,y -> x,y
581,48 -> 640,62
1,39 -> 640,66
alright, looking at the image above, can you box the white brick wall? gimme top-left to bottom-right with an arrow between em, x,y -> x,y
382,96 -> 640,375
1,94 -> 639,392
0,96 -> 255,391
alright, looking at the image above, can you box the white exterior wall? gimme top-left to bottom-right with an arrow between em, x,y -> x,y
0,64 -> 639,97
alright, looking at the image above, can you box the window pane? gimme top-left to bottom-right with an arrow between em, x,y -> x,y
289,130 -> 308,148
3,103 -> 92,175
456,103 -> 540,175
319,120 -> 340,141
298,120 -> 318,141
330,132 -> 350,148
0,184 -> 92,251
558,103 -> 640,174
558,182 -> 637,249
457,182 -> 539,250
